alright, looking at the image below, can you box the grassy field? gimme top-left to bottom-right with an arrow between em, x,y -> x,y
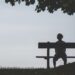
0,62 -> 75,75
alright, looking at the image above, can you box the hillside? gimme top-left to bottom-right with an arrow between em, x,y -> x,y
0,62 -> 75,75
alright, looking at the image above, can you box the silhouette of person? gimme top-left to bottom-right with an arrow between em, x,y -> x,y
53,33 -> 67,68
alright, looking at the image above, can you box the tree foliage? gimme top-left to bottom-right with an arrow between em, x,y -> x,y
5,0 -> 75,15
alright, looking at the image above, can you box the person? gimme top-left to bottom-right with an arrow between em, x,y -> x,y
53,33 -> 67,68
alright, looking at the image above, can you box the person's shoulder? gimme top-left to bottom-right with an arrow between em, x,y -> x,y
62,40 -> 66,43
55,40 -> 65,43
55,41 -> 58,43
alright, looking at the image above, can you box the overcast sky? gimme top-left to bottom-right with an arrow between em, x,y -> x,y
0,0 -> 75,68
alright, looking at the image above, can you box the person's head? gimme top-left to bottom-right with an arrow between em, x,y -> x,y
57,33 -> 63,41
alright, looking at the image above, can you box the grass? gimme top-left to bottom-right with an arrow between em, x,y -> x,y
0,62 -> 75,75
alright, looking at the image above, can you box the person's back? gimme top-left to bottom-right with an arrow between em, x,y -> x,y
55,40 -> 66,55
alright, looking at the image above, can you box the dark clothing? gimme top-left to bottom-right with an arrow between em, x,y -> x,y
53,40 -> 67,67
55,40 -> 66,56
54,53 -> 67,62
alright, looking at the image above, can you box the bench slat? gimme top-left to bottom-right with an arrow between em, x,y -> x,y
36,56 -> 75,58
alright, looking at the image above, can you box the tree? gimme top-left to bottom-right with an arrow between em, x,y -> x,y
5,0 -> 75,15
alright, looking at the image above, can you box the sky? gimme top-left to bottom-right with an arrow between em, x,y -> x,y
0,0 -> 75,68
